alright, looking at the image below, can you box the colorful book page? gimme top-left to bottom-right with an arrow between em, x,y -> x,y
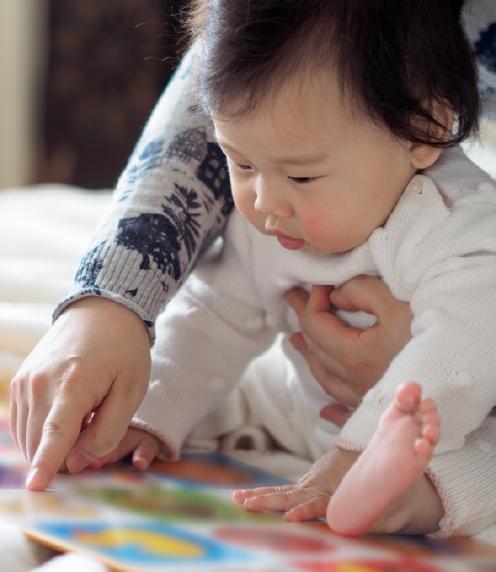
0,411 -> 495,571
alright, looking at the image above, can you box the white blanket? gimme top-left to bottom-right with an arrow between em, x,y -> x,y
0,185 -> 112,385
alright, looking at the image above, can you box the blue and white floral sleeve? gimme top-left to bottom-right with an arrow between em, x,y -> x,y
53,42 -> 234,342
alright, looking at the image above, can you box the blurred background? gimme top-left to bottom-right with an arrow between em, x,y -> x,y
0,1 -> 494,192
0,0 -> 187,191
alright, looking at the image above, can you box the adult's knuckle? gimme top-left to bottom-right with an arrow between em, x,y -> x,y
65,359 -> 84,379
58,363 -> 85,392
11,371 -> 38,399
42,418 -> 65,438
30,373 -> 50,398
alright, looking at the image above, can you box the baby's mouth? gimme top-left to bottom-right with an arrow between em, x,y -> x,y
274,232 -> 305,250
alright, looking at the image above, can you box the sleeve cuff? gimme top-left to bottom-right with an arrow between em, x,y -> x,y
52,288 -> 156,344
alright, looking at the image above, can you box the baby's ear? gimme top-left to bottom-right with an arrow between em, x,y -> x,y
409,142 -> 442,170
408,100 -> 454,169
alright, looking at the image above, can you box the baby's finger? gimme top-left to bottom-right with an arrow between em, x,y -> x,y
86,430 -> 142,469
132,438 -> 159,471
285,495 -> 329,522
243,491 -> 295,512
233,484 -> 294,504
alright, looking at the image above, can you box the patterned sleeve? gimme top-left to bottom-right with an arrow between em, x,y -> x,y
53,42 -> 234,342
463,0 -> 496,117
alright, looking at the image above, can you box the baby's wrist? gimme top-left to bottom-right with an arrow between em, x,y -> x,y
321,447 -> 361,488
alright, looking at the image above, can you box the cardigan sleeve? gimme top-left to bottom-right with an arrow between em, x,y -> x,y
52,41 -> 234,343
428,409 -> 496,538
338,174 -> 496,454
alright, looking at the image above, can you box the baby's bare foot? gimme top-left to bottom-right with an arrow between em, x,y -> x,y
327,381 -> 440,536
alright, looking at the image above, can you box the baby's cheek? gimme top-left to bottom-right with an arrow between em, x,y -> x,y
301,213 -> 350,252
301,214 -> 328,243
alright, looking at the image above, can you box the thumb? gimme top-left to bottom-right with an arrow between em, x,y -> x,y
306,284 -> 333,314
331,275 -> 392,318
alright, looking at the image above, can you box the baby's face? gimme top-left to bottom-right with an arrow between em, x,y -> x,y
213,72 -> 417,254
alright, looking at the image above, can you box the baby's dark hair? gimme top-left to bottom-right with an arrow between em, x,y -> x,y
189,0 -> 480,147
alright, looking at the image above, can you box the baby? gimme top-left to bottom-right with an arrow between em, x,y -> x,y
92,0 -> 496,536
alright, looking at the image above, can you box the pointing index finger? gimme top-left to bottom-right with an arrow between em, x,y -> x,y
26,398 -> 87,491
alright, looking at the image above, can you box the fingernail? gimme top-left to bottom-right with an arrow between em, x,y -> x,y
26,467 -> 46,491
133,456 -> 147,471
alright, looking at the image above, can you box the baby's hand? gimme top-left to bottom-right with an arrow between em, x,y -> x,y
82,427 -> 161,472
233,449 -> 358,521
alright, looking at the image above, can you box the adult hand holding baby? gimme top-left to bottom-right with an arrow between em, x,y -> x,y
9,296 -> 151,491
286,275 -> 412,425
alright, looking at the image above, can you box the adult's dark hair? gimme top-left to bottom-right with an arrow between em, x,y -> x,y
189,0 -> 479,147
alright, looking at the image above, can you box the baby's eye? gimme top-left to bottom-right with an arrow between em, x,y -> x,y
235,163 -> 253,171
289,176 -> 316,184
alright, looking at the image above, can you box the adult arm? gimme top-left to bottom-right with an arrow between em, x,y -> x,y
11,41 -> 235,489
54,41 -> 234,340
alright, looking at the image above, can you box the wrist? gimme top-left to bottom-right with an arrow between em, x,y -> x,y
60,296 -> 150,342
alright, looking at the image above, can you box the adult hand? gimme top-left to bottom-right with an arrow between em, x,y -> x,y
285,275 -> 412,426
9,296 -> 151,491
